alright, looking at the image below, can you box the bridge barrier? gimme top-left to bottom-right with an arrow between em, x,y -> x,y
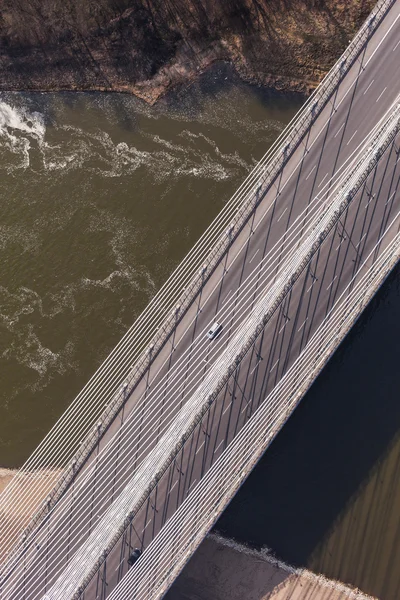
1,0 -> 396,577
44,102 -> 400,598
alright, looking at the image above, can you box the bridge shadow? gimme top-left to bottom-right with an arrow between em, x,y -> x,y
212,260 -> 400,575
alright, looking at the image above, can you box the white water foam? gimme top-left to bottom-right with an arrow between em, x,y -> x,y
0,101 -> 45,170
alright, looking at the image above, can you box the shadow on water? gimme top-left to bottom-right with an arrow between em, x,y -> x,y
215,261 -> 400,599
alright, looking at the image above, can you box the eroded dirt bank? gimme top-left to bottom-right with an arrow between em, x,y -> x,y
0,0 -> 374,103
167,534 -> 377,600
1,470 -> 375,598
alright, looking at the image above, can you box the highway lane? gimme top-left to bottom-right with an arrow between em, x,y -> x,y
4,3 -> 400,598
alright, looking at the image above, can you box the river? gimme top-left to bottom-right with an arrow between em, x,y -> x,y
0,64 -> 302,467
0,65 -> 399,599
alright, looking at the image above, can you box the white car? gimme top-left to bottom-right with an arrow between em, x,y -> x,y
207,321 -> 222,340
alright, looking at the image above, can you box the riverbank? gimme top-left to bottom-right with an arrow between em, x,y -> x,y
1,467 -> 374,599
0,0 -> 374,103
0,468 -> 60,563
0,468 -> 15,494
167,534 -> 376,600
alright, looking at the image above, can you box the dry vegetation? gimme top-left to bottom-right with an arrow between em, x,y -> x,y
0,0 -> 375,101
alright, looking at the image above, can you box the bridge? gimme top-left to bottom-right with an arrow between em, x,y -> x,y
1,0 -> 400,598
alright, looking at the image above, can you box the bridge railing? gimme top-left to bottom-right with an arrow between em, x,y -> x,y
0,0 -> 396,571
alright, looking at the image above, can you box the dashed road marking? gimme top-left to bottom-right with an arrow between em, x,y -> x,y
298,318 -> 308,332
334,123 -> 345,138
195,442 -> 205,455
306,165 -> 316,180
385,191 -> 396,206
249,249 -> 259,263
376,87 -> 387,103
142,519 -> 152,534
168,481 -> 178,495
356,233 -> 367,248
326,276 -> 337,291
277,207 -> 288,222
363,79 -> 374,95
222,401 -> 232,416
270,359 -> 279,373
214,439 -> 225,454
318,173 -> 329,188
346,130 -> 357,146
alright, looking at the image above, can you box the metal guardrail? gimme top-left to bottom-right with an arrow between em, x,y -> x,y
3,0 -> 396,581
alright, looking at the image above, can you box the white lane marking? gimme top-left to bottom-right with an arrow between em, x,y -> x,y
188,479 -> 197,491
214,439 -> 225,454
363,79 -> 374,95
396,155 -> 400,165
346,130 -> 357,146
249,248 -> 259,263
326,276 -> 337,291
365,195 -> 374,209
250,361 -> 261,375
222,289 -> 232,305
334,123 -> 345,138
279,321 -> 288,334
270,359 -> 279,373
356,233 -> 367,248
222,401 -> 232,416
318,172 -> 329,188
142,519 -> 152,534
241,399 -> 252,414
376,87 -> 387,103
277,206 -> 288,222
385,191 -> 396,206
335,238 -> 346,251
196,441 -> 205,455
168,480 -> 178,495
298,318 -> 308,332
393,40 -> 400,52
307,279 -> 317,294
305,165 -> 316,180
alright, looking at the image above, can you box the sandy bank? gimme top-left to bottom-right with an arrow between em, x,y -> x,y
0,467 -> 61,563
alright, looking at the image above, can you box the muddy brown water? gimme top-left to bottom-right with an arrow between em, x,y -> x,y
1,64 -> 399,599
0,66 -> 302,467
